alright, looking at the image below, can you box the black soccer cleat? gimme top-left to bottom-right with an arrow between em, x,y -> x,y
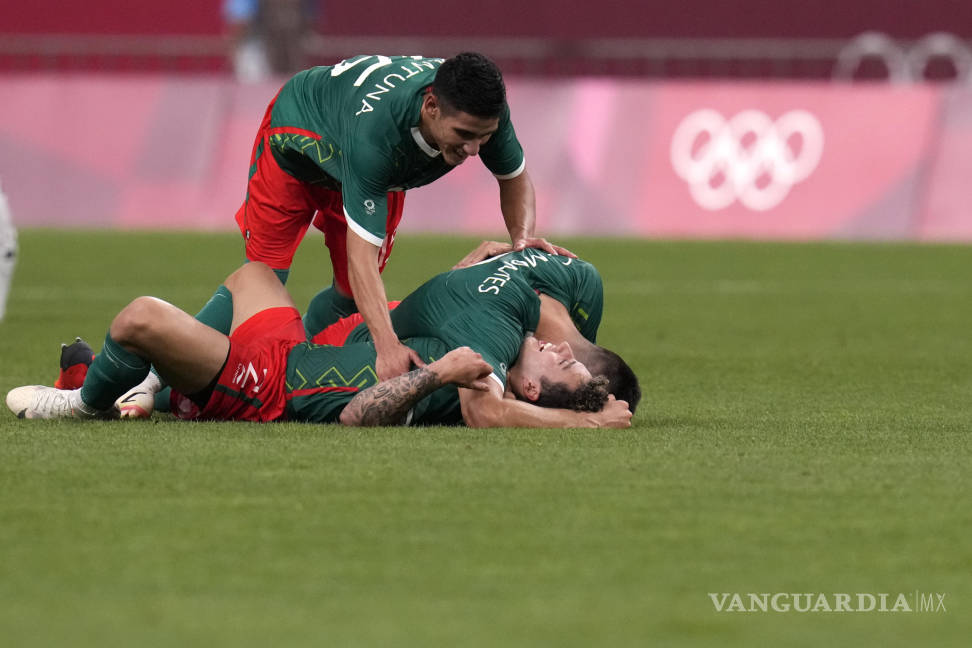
54,337 -> 95,390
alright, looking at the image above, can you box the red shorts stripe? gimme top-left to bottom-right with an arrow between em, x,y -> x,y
287,386 -> 359,399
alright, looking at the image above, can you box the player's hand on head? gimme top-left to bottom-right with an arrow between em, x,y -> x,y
434,346 -> 493,391
593,394 -> 633,428
452,240 -> 513,269
376,340 -> 425,382
512,237 -> 577,259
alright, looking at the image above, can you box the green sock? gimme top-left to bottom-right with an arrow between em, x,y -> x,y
81,333 -> 150,411
195,285 -> 234,335
303,283 -> 358,338
154,386 -> 172,412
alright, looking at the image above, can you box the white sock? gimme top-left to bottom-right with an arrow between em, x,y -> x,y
141,372 -> 163,394
70,389 -> 103,418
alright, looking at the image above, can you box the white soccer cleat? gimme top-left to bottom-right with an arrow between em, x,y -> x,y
115,388 -> 155,419
114,373 -> 162,419
6,385 -> 93,419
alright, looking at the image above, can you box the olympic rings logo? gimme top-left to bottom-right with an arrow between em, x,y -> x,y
670,109 -> 824,211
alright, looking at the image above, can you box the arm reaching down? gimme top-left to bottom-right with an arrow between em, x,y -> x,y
339,347 -> 492,426
345,230 -> 425,381
498,171 -> 576,261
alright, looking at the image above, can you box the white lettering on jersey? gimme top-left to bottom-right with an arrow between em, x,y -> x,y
366,83 -> 391,102
476,251 -> 550,295
330,55 -> 371,77
349,57 -> 444,117
353,56 -> 393,86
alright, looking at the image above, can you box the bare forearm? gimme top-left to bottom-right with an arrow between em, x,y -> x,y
499,171 -> 536,241
340,367 -> 441,426
491,399 -> 599,428
346,236 -> 396,347
460,387 -> 600,429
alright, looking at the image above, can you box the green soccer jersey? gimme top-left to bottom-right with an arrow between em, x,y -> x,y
268,55 -> 526,245
285,337 -> 464,425
284,250 -> 602,426
466,250 -> 604,343
344,259 -> 543,390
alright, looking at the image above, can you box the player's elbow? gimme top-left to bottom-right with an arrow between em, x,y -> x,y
338,405 -> 362,426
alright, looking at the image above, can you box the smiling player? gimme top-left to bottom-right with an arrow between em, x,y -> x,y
196,52 -> 572,381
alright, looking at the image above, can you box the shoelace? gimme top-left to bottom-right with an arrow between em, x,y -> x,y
30,388 -> 74,418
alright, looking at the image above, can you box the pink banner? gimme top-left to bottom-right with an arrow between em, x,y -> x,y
0,74 -> 969,241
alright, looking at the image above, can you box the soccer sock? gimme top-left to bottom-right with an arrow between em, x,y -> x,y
154,386 -> 172,412
194,285 -> 234,335
81,332 -> 151,412
70,390 -> 103,419
303,283 -> 358,338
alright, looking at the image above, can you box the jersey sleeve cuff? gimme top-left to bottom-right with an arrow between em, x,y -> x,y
343,207 -> 385,247
493,157 -> 526,180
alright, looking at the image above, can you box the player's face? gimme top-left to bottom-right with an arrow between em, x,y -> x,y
422,95 -> 499,166
519,337 -> 593,392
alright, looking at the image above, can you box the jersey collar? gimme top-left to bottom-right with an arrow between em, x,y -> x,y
410,127 -> 441,158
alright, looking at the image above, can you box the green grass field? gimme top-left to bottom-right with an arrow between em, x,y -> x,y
1,230 -> 969,646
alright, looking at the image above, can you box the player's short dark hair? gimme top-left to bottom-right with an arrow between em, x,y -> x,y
586,346 -> 641,413
536,375 -> 610,412
432,52 -> 507,119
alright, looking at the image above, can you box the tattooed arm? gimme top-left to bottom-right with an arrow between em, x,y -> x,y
339,366 -> 441,426
339,347 -> 492,426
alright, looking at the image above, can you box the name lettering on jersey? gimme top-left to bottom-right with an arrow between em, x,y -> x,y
477,251 -> 551,295
349,57 -> 443,116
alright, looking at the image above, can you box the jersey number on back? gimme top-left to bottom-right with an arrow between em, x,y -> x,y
330,55 -> 395,87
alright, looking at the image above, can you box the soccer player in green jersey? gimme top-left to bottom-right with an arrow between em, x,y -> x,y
8,262 -> 632,428
314,242 -> 640,413
448,241 -> 641,409
193,52 -> 572,384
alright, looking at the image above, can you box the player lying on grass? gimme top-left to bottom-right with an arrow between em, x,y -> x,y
310,241 -> 641,412
8,259 -> 632,427
98,242 -> 638,418
48,243 -> 640,419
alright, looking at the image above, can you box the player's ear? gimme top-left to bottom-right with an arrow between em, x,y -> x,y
522,377 -> 540,402
423,91 -> 438,117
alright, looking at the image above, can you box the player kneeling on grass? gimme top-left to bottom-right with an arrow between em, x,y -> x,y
7,262 -> 632,428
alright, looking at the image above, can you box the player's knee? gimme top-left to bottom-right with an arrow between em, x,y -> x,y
110,296 -> 165,346
225,262 -> 275,294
